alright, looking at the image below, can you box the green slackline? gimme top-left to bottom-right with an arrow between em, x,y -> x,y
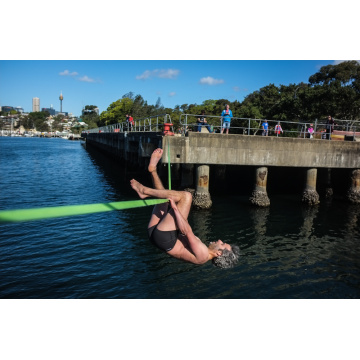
0,199 -> 169,223
1,145 -> 172,224
167,140 -> 172,190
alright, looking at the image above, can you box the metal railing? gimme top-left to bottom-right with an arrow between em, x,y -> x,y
179,114 -> 360,139
84,114 -> 171,134
83,113 -> 360,140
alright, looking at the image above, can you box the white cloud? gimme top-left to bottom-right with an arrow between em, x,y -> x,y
233,86 -> 248,92
78,75 -> 96,83
168,92 -> 176,97
199,76 -> 224,85
136,69 -> 180,80
59,70 -> 78,76
136,70 -> 151,80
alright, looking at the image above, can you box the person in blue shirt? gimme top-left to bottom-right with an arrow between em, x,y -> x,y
262,119 -> 269,136
220,104 -> 233,134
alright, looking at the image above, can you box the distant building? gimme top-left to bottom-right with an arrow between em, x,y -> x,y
56,111 -> 68,116
32,97 -> 40,112
1,106 -> 24,114
1,106 -> 14,113
14,106 -> 24,114
42,107 -> 56,116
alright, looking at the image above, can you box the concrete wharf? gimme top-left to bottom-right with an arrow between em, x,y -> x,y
83,131 -> 360,208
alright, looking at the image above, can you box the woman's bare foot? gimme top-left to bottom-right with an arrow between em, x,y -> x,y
148,148 -> 163,173
130,179 -> 149,199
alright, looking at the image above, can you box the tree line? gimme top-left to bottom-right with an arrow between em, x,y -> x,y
91,61 -> 360,133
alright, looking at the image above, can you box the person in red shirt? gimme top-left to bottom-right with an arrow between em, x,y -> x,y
128,114 -> 134,131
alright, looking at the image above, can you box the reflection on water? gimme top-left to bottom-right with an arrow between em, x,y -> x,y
299,205 -> 319,239
344,205 -> 360,239
250,206 -> 270,239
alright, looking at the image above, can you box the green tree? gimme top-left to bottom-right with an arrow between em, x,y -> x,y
27,112 -> 50,131
132,94 -> 149,118
84,105 -> 97,111
82,105 -> 100,129
99,97 -> 133,126
52,115 -> 65,132
308,60 -> 360,120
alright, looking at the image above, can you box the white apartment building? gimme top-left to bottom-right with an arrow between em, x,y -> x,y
32,97 -> 40,112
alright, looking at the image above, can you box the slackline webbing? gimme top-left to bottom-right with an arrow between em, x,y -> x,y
0,145 -> 172,224
167,140 -> 172,190
0,199 -> 169,223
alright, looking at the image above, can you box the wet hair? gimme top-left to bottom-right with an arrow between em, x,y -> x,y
212,245 -> 240,269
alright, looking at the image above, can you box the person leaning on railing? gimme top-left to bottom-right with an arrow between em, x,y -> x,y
196,110 -> 213,133
326,115 -> 336,140
307,124 -> 314,139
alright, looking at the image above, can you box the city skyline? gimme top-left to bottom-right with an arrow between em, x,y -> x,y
1,60 -> 354,118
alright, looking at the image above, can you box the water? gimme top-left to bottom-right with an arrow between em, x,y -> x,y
1,136 -> 360,299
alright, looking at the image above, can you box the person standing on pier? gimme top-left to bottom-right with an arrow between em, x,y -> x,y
220,104 -> 233,134
130,148 -> 240,268
308,124 -> 314,139
262,119 -> 269,136
128,114 -> 134,131
325,115 -> 336,140
274,121 -> 283,136
196,110 -> 213,133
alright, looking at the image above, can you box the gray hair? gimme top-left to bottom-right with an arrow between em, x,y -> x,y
212,245 -> 240,269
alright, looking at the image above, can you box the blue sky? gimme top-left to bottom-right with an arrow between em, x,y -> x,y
0,60 -> 339,117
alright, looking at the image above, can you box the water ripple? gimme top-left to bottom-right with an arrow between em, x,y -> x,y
1,138 -> 360,298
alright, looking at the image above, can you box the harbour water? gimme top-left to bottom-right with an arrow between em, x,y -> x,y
0,136 -> 359,299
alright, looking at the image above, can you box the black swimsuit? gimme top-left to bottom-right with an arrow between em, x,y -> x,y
148,225 -> 178,252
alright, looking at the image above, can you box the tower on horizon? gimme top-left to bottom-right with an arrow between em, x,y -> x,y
59,91 -> 63,113
32,97 -> 40,112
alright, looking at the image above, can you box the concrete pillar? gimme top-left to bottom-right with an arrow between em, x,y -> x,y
347,169 -> 360,204
181,164 -> 194,188
193,164 -> 212,209
249,167 -> 270,207
325,168 -> 333,198
302,168 -> 320,205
